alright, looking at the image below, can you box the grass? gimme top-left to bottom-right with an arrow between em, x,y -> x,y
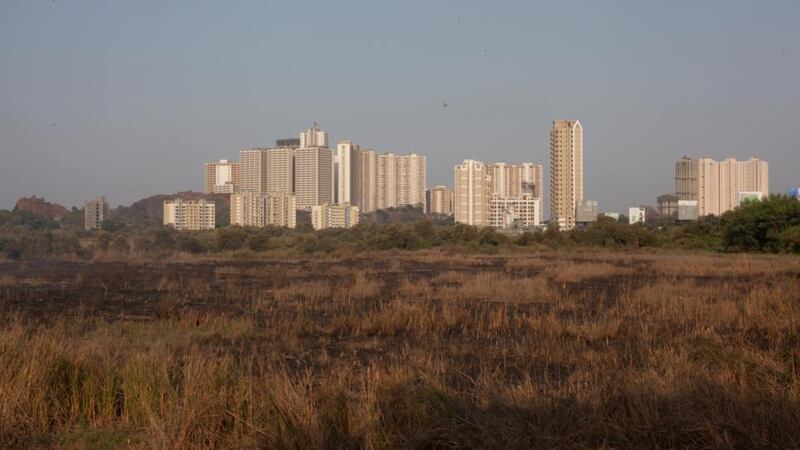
0,250 -> 799,448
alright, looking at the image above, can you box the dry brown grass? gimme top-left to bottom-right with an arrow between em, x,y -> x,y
0,251 -> 798,448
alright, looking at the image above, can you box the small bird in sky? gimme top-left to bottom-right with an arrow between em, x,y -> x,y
442,100 -> 448,108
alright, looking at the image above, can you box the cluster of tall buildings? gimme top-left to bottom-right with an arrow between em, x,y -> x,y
453,160 -> 544,229
674,156 -> 769,217
193,123 -> 427,230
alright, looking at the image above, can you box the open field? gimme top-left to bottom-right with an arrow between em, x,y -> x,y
1,250 -> 799,449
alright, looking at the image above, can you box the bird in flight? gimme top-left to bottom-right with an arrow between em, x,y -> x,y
442,100 -> 448,108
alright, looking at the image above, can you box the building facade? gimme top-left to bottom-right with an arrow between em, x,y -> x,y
299,122 -> 328,148
657,194 -> 679,216
426,185 -> 454,215
675,157 -> 698,201
454,159 -> 490,226
628,207 -> 646,225
163,199 -> 215,230
335,140 -> 362,206
695,157 -> 769,216
293,147 -> 333,209
311,203 -> 359,230
575,199 -> 598,225
550,120 -> 583,230
239,148 -> 268,193
204,160 -> 240,194
84,196 -> 109,230
230,192 -> 296,228
488,196 -> 540,230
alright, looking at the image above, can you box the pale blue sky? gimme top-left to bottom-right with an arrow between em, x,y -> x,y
1,1 -> 798,212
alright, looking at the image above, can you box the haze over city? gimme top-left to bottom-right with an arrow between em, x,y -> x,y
1,0 -> 798,212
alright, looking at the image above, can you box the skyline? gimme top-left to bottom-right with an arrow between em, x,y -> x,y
2,1 -> 799,211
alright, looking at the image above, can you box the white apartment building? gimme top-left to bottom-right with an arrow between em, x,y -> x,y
266,192 -> 297,228
299,122 -> 328,148
239,148 -> 268,193
163,199 -> 215,230
628,207 -> 646,225
311,203 -> 359,230
265,148 -> 294,193
335,140 -> 362,206
489,196 -> 540,229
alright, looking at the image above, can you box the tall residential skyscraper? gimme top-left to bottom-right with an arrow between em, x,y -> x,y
675,156 -> 698,201
239,148 -> 268,192
293,147 -> 333,209
299,122 -> 328,148
84,196 -> 109,230
335,140 -> 362,206
265,148 -> 294,193
376,153 -> 398,210
163,199 -> 215,230
359,149 -> 378,213
204,160 -> 240,194
694,157 -> 769,216
396,153 -> 426,208
454,159 -> 490,226
550,120 -> 583,230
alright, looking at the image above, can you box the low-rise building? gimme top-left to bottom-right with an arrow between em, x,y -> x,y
230,192 -> 296,228
628,207 -> 646,225
678,200 -> 698,221
163,199 -> 215,230
488,196 -> 540,230
738,191 -> 765,206
575,200 -> 598,225
603,212 -> 620,221
311,203 -> 359,230
84,196 -> 109,230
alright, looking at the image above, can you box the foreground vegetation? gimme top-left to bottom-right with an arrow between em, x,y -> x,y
1,251 -> 799,448
2,195 -> 800,261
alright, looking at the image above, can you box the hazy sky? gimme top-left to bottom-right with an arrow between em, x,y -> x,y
1,0 -> 798,213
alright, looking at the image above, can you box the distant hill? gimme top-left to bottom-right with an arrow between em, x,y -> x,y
111,192 -> 230,228
14,196 -> 69,221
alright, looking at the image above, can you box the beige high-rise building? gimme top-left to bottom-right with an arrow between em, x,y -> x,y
376,152 -> 398,210
230,192 -> 296,228
396,153 -> 426,208
311,203 -> 359,230
239,148 -> 268,192
454,159 -> 490,226
84,196 -> 109,230
675,156 -> 698,201
550,120 -> 583,230
335,140 -> 362,206
373,152 -> 426,211
230,192 -> 267,227
266,192 -> 297,228
694,157 -> 769,216
204,160 -> 240,194
299,122 -> 328,148
293,147 -> 333,209
265,148 -> 294,193
359,149 -> 377,213
426,185 -> 454,215
163,199 -> 215,230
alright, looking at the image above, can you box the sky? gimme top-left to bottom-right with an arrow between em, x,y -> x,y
1,0 -> 798,213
